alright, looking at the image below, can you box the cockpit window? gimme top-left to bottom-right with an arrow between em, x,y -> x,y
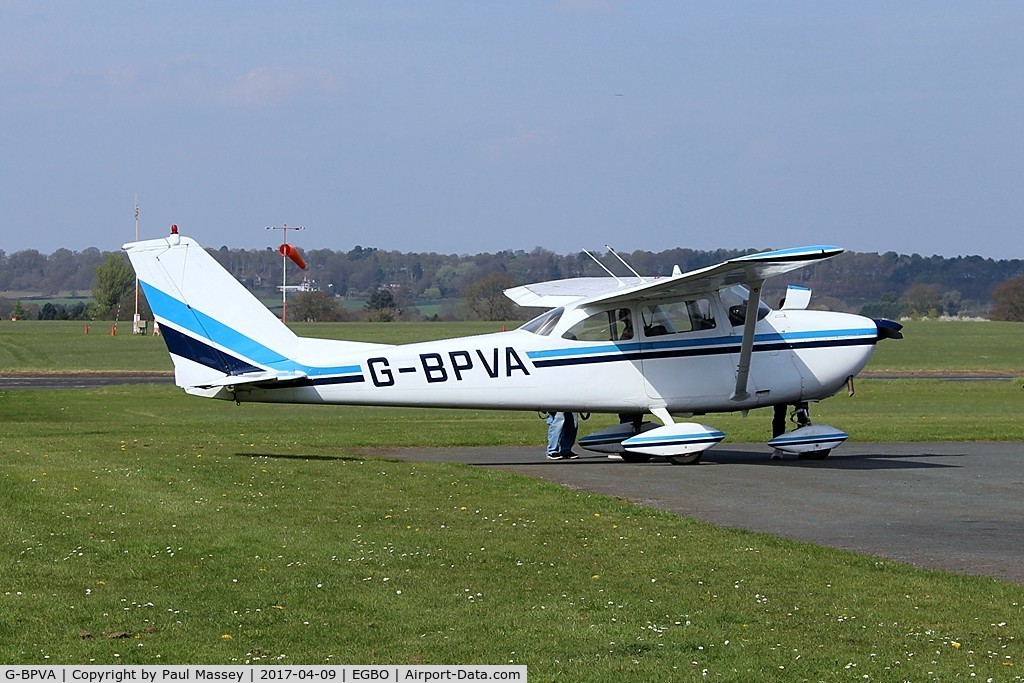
520,307 -> 563,336
720,285 -> 771,326
642,298 -> 716,336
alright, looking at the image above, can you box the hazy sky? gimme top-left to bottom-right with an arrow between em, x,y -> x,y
2,1 -> 1022,259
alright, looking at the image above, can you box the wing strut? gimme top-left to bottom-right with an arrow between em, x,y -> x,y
581,248 -> 623,285
731,280 -> 764,401
605,245 -> 645,281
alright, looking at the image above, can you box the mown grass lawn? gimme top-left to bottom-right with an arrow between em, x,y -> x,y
867,319 -> 1024,375
1,319 -> 1023,678
1,385 -> 1021,679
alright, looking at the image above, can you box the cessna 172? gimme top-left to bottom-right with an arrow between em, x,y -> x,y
123,227 -> 901,464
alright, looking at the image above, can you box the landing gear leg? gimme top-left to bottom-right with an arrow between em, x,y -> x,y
792,402 -> 811,429
619,413 -> 644,433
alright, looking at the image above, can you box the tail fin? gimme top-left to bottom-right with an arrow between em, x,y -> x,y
124,232 -> 300,390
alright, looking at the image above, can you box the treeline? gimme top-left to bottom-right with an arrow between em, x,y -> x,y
2,243 -> 1024,321
0,247 -> 104,295
155,243 -> 1024,318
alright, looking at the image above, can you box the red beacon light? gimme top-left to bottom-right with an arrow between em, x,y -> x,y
168,224 -> 180,245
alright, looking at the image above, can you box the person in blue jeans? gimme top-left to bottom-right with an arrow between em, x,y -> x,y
545,411 -> 579,460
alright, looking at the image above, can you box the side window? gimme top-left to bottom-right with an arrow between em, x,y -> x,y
562,308 -> 633,342
642,298 -> 716,336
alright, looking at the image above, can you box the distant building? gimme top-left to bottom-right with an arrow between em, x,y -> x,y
278,277 -> 319,293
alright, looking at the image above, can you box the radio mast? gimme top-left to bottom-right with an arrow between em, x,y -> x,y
132,194 -> 141,334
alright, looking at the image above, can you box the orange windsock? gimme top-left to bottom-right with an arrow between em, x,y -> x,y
279,243 -> 307,270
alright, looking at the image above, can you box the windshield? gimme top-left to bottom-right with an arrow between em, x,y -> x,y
519,307 -> 563,336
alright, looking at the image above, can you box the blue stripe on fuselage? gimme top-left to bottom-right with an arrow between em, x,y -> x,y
527,329 -> 877,368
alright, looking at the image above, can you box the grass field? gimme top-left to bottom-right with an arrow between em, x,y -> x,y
2,318 -> 1023,375
1,319 -> 1023,677
866,319 -> 1024,375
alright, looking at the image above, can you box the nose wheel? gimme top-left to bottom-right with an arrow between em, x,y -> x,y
790,403 -> 830,459
665,452 -> 704,465
768,402 -> 846,458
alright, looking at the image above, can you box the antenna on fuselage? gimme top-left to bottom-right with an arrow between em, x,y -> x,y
582,248 -> 623,285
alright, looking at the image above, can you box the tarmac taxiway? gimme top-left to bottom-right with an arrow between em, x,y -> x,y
385,442 -> 1024,584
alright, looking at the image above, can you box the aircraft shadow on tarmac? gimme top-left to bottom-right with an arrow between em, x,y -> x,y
234,447 -> 962,472
480,448 -> 962,471
701,448 -> 962,470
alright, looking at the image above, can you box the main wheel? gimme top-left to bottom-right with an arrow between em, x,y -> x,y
620,452 -> 652,464
665,452 -> 703,465
798,449 -> 831,460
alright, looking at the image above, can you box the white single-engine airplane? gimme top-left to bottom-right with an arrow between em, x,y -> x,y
124,227 -> 901,464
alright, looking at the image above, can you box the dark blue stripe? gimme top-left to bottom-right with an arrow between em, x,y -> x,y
143,281 -> 289,369
143,281 -> 364,379
161,325 -> 263,375
771,436 -> 846,446
532,336 -> 877,369
627,437 -> 724,447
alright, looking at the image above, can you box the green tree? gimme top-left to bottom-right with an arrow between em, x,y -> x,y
91,254 -> 135,320
941,290 -> 963,317
11,300 -> 27,320
38,302 -> 59,320
990,276 -> 1024,322
290,291 -> 346,322
365,288 -> 396,322
461,272 -> 518,321
859,292 -> 904,320
901,283 -> 942,318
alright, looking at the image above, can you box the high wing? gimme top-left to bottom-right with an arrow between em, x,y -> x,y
506,245 -> 844,403
504,245 -> 842,309
503,276 -> 646,309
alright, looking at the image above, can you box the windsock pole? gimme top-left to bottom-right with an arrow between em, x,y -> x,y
265,224 -> 305,323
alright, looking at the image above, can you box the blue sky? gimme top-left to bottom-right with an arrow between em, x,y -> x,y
2,1 -> 1022,259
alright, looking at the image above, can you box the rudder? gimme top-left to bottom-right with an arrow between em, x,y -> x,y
123,231 -> 298,388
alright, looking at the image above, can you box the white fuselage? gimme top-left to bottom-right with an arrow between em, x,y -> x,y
222,299 -> 879,417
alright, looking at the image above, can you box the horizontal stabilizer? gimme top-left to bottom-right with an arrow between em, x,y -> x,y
197,370 -> 309,389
